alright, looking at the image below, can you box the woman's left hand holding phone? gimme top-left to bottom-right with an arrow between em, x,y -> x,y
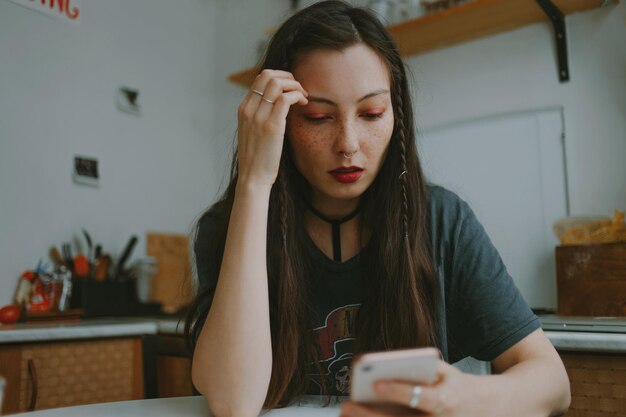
237,69 -> 308,189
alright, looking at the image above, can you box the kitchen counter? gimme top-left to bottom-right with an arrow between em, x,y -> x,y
156,317 -> 186,335
0,318 -> 158,343
544,331 -> 626,353
1,316 -> 625,353
2,316 -> 622,416
541,314 -> 626,353
0,316 -> 189,344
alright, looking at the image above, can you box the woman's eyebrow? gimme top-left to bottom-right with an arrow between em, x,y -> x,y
306,89 -> 390,106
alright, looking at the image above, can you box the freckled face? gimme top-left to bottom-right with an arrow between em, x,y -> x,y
286,43 -> 394,211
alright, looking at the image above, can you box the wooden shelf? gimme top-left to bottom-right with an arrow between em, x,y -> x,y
387,0 -> 609,56
228,67 -> 259,88
228,0 -> 613,87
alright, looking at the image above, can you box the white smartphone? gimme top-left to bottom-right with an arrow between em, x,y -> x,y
350,347 -> 440,403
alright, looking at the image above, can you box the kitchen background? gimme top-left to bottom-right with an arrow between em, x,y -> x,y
0,0 -> 625,310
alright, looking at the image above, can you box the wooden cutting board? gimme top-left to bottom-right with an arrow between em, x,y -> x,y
146,233 -> 193,313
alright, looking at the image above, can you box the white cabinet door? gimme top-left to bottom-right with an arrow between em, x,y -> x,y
419,109 -> 568,309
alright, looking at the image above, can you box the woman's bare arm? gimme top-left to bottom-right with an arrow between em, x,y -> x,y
191,70 -> 308,417
486,328 -> 571,416
191,181 -> 273,417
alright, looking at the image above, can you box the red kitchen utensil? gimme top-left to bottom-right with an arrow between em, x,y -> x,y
74,254 -> 90,277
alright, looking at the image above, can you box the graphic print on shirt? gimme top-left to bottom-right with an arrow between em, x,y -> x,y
308,303 -> 361,395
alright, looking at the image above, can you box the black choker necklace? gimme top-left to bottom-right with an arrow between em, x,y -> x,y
305,202 -> 360,262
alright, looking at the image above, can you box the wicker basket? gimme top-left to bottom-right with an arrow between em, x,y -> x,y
18,338 -> 142,411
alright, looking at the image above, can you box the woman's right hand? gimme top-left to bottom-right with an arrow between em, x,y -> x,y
236,69 -> 308,188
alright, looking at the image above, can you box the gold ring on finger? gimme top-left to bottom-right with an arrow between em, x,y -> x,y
262,97 -> 275,104
252,89 -> 264,97
408,385 -> 422,409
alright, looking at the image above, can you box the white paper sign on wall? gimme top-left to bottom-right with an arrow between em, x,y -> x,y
6,0 -> 81,24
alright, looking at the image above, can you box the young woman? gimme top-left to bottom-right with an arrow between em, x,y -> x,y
186,2 -> 571,416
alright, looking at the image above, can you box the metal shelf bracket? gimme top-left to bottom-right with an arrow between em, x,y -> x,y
535,0 -> 569,83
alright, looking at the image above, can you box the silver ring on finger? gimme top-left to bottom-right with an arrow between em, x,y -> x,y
252,89 -> 264,97
408,385 -> 422,409
261,97 -> 275,104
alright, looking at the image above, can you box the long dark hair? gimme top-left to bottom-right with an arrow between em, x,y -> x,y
185,0 -> 438,407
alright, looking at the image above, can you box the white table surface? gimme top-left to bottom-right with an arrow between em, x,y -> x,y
7,396 -> 344,417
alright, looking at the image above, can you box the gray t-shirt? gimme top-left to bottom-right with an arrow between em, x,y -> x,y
194,184 -> 539,395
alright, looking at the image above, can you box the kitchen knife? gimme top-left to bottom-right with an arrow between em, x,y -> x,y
82,229 -> 93,262
62,243 -> 74,272
115,235 -> 138,280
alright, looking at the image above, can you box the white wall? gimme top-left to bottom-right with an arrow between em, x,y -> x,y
411,4 -> 626,216
0,0 -> 218,305
209,0 -> 294,191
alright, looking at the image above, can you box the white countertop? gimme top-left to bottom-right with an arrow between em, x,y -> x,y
8,396 -> 342,417
0,317 -> 186,344
1,317 -> 625,353
544,331 -> 626,353
156,318 -> 186,335
0,318 -> 158,343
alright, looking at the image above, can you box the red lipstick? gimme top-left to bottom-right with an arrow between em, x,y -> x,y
328,166 -> 364,184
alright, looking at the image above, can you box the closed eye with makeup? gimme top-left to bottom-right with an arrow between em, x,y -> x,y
297,91 -> 391,125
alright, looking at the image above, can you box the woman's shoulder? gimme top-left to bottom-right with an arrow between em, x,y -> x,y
426,183 -> 472,223
425,183 -> 485,254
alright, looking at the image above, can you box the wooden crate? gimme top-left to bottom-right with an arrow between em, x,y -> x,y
556,243 -> 626,317
561,352 -> 626,416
